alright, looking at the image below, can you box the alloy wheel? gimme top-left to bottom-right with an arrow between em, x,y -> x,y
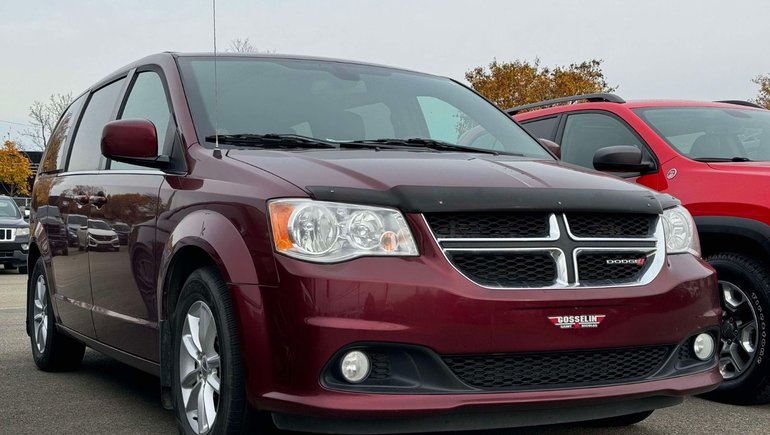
179,301 -> 221,434
718,280 -> 759,380
32,275 -> 48,353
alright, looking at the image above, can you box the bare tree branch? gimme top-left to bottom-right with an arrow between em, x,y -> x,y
25,92 -> 73,151
227,38 -> 274,54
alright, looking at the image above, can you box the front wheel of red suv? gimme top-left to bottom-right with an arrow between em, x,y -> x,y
172,267 -> 249,435
702,253 -> 770,405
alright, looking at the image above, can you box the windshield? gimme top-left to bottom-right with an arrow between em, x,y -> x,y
89,220 -> 111,230
0,198 -> 20,219
634,107 -> 770,161
67,215 -> 87,226
177,57 -> 550,158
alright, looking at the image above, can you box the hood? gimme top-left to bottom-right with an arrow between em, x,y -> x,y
228,150 -> 671,213
707,161 -> 770,172
88,228 -> 117,237
0,216 -> 27,227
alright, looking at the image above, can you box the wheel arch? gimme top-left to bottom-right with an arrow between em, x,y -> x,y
156,209 -> 264,409
695,216 -> 770,261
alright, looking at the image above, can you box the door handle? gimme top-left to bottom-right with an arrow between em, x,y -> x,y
89,195 -> 108,208
73,194 -> 89,206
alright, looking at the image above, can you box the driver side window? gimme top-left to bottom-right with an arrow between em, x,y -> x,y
561,113 -> 644,169
112,71 -> 172,170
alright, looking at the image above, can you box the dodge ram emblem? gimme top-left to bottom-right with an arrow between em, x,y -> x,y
548,314 -> 606,329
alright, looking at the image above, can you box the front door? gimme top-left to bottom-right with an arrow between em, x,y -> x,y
89,70 -> 172,361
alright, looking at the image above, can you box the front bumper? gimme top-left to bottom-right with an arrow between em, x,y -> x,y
271,370 -> 719,433
87,237 -> 119,250
230,236 -> 720,430
0,241 -> 28,267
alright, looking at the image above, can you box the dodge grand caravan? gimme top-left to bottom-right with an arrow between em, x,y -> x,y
28,54 -> 721,434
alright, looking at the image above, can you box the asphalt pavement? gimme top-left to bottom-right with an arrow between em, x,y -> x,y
1,269 -> 768,434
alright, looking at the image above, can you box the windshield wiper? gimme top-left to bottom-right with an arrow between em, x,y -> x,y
343,138 -> 517,156
692,156 -> 752,162
204,134 -> 339,149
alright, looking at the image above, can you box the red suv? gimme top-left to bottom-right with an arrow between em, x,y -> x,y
513,94 -> 770,404
28,55 -> 720,434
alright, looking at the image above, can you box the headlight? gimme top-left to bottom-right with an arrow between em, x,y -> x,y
16,227 -> 30,237
661,206 -> 700,256
268,199 -> 419,263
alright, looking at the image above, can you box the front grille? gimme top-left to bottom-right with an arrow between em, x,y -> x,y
577,252 -> 648,285
426,212 -> 662,289
446,251 -> 557,287
91,234 -> 114,241
0,251 -> 12,258
567,213 -> 656,238
0,229 -> 12,241
443,346 -> 671,391
424,213 -> 549,239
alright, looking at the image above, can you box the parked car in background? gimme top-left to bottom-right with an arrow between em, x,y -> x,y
36,205 -> 67,257
0,195 -> 29,273
513,94 -> 770,404
111,222 -> 130,245
28,54 -> 721,434
65,213 -> 87,247
77,219 -> 119,252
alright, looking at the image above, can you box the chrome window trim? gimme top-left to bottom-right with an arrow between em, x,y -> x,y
51,169 -> 165,176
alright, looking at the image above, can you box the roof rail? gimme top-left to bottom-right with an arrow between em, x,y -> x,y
715,100 -> 765,109
505,93 -> 625,115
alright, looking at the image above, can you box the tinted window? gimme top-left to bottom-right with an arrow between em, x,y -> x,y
635,107 -> 770,161
113,72 -> 172,170
40,94 -> 86,173
522,116 -> 559,141
561,113 -> 644,168
178,57 -> 551,158
67,79 -> 125,171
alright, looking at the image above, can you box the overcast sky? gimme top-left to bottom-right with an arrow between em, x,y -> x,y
2,0 -> 769,146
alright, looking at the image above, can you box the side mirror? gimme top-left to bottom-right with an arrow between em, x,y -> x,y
593,146 -> 654,173
538,138 -> 560,158
101,119 -> 170,169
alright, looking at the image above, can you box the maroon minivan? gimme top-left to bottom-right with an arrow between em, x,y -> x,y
28,53 -> 721,434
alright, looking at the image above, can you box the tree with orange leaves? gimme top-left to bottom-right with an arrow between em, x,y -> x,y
465,58 -> 616,111
0,140 -> 33,197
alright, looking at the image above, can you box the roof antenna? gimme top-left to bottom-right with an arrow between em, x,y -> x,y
212,0 -> 222,159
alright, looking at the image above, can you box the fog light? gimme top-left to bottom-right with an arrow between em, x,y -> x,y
340,350 -> 370,383
693,333 -> 715,361
21,244 -> 29,251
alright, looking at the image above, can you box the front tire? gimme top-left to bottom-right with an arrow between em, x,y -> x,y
702,253 -> 770,405
172,267 -> 248,435
28,257 -> 85,371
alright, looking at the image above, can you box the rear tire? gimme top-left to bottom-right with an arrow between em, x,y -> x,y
172,267 -> 250,435
584,410 -> 653,427
701,253 -> 770,405
28,257 -> 85,371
